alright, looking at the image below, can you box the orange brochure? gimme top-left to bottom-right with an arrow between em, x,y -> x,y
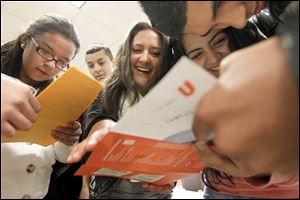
75,57 -> 217,184
75,132 -> 206,185
1,67 -> 103,146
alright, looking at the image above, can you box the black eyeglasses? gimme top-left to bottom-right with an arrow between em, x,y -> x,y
30,36 -> 69,71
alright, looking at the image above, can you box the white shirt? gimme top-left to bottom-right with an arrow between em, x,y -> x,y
1,142 -> 73,199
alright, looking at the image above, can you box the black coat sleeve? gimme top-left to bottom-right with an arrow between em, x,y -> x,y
82,92 -> 117,140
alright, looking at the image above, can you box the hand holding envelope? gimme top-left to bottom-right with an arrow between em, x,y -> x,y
1,67 -> 103,146
1,74 -> 40,137
51,121 -> 82,146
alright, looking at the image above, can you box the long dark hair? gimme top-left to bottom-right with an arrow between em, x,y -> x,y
140,1 -> 187,44
102,22 -> 175,119
1,14 -> 80,90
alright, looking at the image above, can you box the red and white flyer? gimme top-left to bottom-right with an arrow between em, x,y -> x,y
76,57 -> 217,185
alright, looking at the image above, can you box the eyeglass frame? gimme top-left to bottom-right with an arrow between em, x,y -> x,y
29,36 -> 69,72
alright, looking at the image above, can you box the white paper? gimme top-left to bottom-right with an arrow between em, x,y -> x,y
112,56 -> 217,143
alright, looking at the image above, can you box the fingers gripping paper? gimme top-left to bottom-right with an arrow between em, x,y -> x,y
1,67 -> 103,146
76,57 -> 217,185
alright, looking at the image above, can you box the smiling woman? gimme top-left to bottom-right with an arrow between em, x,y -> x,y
76,22 -> 178,199
130,29 -> 162,95
183,29 -> 230,77
101,22 -> 176,119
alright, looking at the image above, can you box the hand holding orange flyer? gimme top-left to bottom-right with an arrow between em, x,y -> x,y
1,67 -> 103,146
75,57 -> 217,184
76,133 -> 205,185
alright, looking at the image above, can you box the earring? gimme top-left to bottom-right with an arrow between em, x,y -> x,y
21,43 -> 25,49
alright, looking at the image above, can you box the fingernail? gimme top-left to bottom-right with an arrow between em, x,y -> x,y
69,152 -> 80,162
67,155 -> 72,163
87,139 -> 96,147
195,141 -> 205,152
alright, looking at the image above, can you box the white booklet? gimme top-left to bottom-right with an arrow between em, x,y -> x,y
112,56 -> 217,143
76,56 -> 217,185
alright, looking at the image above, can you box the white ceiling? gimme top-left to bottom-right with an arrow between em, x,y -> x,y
1,1 -> 150,75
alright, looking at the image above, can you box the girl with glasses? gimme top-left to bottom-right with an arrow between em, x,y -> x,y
1,14 -> 82,199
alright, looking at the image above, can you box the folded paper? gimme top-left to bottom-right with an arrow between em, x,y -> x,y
2,67 -> 103,146
76,57 -> 217,184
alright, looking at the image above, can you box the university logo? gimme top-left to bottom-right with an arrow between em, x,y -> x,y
178,80 -> 195,96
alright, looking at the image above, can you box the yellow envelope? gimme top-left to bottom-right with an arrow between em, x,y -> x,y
2,67 -> 103,146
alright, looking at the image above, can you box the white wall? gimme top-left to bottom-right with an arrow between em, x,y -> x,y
1,1 -> 150,75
